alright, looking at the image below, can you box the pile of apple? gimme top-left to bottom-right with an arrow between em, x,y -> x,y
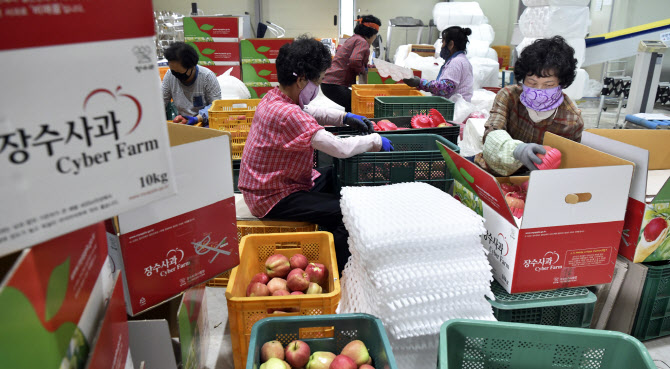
247,253 -> 329,297
259,339 -> 375,369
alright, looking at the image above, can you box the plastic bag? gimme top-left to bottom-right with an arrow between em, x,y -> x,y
433,2 -> 488,31
563,68 -> 589,101
522,0 -> 590,6
470,57 -> 500,90
583,79 -> 603,97
459,117 -> 487,157
217,67 -> 251,99
399,52 -> 442,81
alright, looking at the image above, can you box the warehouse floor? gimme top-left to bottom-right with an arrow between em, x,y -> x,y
201,99 -> 670,369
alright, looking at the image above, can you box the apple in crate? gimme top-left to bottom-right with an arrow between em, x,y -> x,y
305,351 -> 336,369
287,268 -> 310,292
359,365 -> 375,369
341,340 -> 371,366
266,254 -> 291,278
246,282 -> 270,297
291,291 -> 304,295
251,272 -> 270,285
305,263 -> 327,285
272,290 -> 290,296
259,358 -> 290,369
329,355 -> 357,369
290,253 -> 309,270
306,282 -> 322,295
267,278 -> 288,294
261,340 -> 285,362
285,340 -> 311,368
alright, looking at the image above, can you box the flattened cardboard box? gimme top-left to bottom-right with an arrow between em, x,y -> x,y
440,132 -> 634,293
0,222 -> 114,369
582,129 -> 670,263
108,124 -> 238,315
0,0 -> 176,256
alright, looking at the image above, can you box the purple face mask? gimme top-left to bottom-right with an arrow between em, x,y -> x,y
298,80 -> 319,109
520,84 -> 564,112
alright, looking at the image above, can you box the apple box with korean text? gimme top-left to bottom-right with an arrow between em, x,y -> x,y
107,124 -> 238,315
440,133 -> 634,293
0,0 -> 176,256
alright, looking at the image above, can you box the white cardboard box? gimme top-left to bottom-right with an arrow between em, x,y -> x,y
441,132 -> 634,293
0,0 -> 176,256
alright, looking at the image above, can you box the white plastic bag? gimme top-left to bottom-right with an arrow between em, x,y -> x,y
471,89 -> 497,114
563,68 -> 589,101
451,94 -> 477,123
433,2 -> 488,31
393,44 -> 411,65
217,67 -> 251,99
459,117 -> 487,157
583,79 -> 603,97
516,37 -> 586,68
519,6 -> 590,39
470,57 -> 500,90
522,0 -> 590,6
399,52 -> 442,81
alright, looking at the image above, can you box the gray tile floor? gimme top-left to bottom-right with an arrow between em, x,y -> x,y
204,100 -> 670,369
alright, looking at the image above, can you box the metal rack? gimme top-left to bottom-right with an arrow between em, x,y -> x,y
154,11 -> 184,60
384,16 -> 436,61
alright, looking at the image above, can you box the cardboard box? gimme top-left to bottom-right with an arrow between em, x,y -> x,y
0,0 -> 176,256
242,62 -> 278,83
410,44 -> 436,57
240,38 -> 293,62
367,67 -> 422,84
0,222 -> 114,369
183,17 -> 242,41
108,124 -> 238,315
200,64 -> 241,79
187,41 -> 240,64
127,284 -> 207,369
440,132 -> 634,293
84,273 -> 134,369
581,129 -> 670,263
245,84 -> 276,99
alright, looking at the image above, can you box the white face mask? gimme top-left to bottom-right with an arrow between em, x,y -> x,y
526,107 -> 557,123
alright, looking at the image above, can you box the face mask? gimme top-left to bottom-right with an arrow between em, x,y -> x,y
298,80 -> 319,109
172,68 -> 192,82
527,107 -> 557,123
520,84 -> 564,112
440,45 -> 451,60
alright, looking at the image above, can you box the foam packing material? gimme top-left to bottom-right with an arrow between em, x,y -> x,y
339,183 -> 495,348
563,68 -> 589,101
523,0 -> 590,6
519,6 -> 591,39
517,37 -> 586,68
433,2 -> 488,31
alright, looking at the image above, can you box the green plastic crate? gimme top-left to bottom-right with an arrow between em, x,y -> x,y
438,319 -> 656,369
488,281 -> 596,328
334,134 -> 460,193
632,260 -> 670,341
247,313 -> 398,369
374,96 -> 454,120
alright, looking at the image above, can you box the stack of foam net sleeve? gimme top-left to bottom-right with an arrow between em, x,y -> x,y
338,183 -> 495,369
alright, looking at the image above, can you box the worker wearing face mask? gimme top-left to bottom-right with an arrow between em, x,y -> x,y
239,36 -> 392,273
162,42 -> 221,127
476,36 -> 584,176
403,26 -> 474,102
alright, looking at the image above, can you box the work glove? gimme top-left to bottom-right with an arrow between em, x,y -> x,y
512,142 -> 546,171
380,137 -> 394,152
402,76 -> 421,88
183,115 -> 200,125
344,113 -> 374,134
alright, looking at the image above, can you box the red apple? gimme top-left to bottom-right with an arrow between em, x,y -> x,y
287,268 -> 310,292
265,254 -> 291,278
290,253 -> 309,270
306,282 -> 322,295
359,365 -> 375,369
267,278 -> 288,295
306,351 -> 336,369
273,290 -> 290,296
285,340 -> 311,368
261,340 -> 285,362
291,291 -> 304,295
340,340 -> 370,366
246,282 -> 270,297
251,272 -> 270,285
329,355 -> 356,369
306,263 -> 327,285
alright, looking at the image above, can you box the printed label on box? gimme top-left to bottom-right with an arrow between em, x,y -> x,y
183,17 -> 241,41
188,42 -> 240,63
240,39 -> 293,61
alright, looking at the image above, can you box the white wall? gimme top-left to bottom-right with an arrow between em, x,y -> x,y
261,0 -> 339,38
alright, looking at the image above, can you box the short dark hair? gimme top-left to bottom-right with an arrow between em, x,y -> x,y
354,15 -> 381,38
164,42 -> 199,69
514,36 -> 577,89
442,26 -> 472,52
276,35 -> 332,86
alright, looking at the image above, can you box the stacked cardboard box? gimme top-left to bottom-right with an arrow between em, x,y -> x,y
240,38 -> 294,98
184,17 -> 243,79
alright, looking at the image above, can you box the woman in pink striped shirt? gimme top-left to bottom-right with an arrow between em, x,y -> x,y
404,26 -> 474,102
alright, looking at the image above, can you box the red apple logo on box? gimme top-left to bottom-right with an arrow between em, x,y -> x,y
84,85 -> 143,135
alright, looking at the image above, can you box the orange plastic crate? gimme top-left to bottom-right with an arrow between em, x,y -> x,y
225,232 -> 340,369
491,45 -> 511,68
208,99 -> 261,159
352,84 -> 423,118
206,220 -> 318,288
